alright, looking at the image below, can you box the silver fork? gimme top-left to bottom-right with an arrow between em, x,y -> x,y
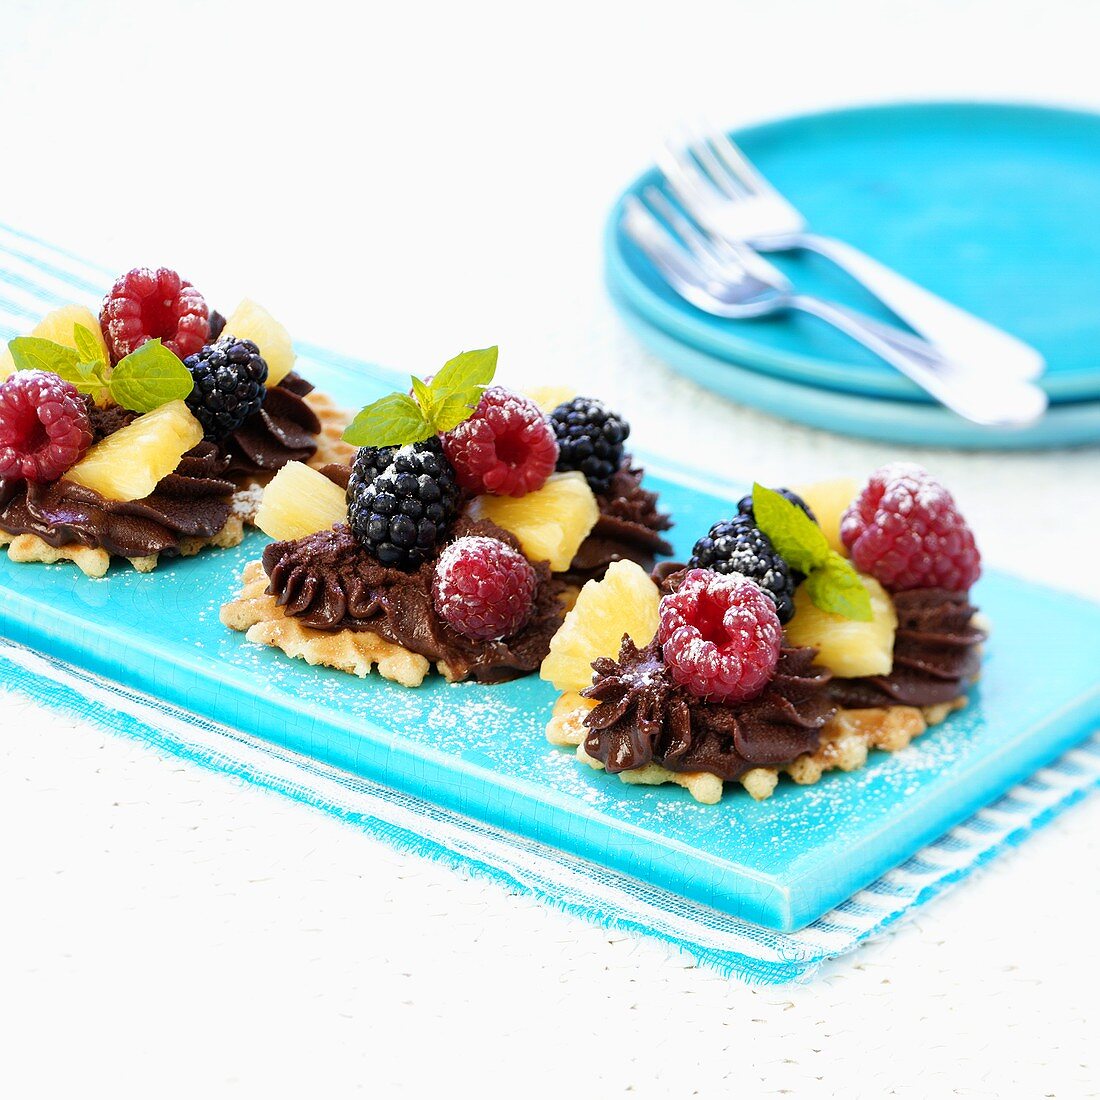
658,127 -> 1046,382
622,188 -> 1048,427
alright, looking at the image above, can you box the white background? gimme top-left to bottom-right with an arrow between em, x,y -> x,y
2,1 -> 1099,1096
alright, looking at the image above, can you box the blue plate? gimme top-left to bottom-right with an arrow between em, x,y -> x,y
1,348 -> 1098,932
607,101 -> 1100,406
613,293 -> 1100,449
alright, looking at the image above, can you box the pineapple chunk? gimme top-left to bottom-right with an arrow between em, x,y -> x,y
1,304 -> 110,380
65,400 -> 203,502
468,471 -> 598,571
793,477 -> 861,555
541,560 -> 661,694
221,299 -> 296,387
524,385 -> 576,413
255,461 -> 347,541
785,575 -> 897,678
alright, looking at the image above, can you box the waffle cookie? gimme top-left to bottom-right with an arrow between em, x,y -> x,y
0,494 -> 248,578
303,391 -> 356,471
220,559 -> 432,687
546,692 -> 965,805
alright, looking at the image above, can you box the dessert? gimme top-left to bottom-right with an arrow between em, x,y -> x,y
222,350 -> 674,686
0,268 -> 351,576
544,466 -> 986,803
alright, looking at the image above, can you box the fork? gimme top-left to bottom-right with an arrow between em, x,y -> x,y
622,188 -> 1048,428
657,127 -> 1046,382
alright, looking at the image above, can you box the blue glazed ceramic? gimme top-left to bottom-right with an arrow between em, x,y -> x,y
606,102 -> 1100,437
1,349 -> 1098,931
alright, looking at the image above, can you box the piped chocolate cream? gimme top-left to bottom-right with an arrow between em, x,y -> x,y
218,372 -> 322,478
262,514 -> 567,684
829,588 -> 984,709
581,637 -> 835,780
0,442 -> 235,559
564,459 -> 673,585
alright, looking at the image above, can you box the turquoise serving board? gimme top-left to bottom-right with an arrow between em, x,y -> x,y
2,349 -> 1098,931
606,102 -> 1100,445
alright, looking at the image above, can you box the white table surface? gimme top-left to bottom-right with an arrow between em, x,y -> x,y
2,1 -> 1099,1095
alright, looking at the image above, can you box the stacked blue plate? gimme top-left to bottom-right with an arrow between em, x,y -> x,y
605,102 -> 1100,448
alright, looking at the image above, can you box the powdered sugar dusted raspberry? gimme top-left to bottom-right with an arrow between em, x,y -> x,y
657,568 -> 782,703
432,535 -> 538,641
0,371 -> 93,483
841,462 -> 981,592
100,266 -> 209,363
441,387 -> 559,497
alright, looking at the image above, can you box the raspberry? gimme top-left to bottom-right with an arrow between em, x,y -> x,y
0,371 -> 93,483
432,535 -> 538,641
348,439 -> 460,569
183,337 -> 269,440
840,463 -> 981,592
737,487 -> 816,525
688,514 -> 797,623
100,267 -> 209,363
658,568 -> 782,703
549,397 -> 630,495
442,387 -> 558,497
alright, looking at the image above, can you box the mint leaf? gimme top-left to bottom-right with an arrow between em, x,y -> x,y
410,375 -> 435,419
427,346 -> 497,432
752,483 -> 830,574
72,323 -> 104,367
8,336 -> 109,400
342,392 -> 434,447
803,552 -> 873,622
8,336 -> 79,376
108,339 -> 194,413
751,483 -> 870,621
430,345 -> 498,400
342,346 -> 500,447
71,361 -> 110,402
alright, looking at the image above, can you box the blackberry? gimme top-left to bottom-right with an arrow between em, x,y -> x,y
688,514 -> 797,624
549,396 -> 630,496
347,438 -> 460,569
737,487 -> 816,525
183,336 -> 269,440
347,445 -> 398,496
208,310 -> 227,341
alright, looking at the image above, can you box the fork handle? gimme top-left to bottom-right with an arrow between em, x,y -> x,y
789,295 -> 1047,428
765,232 -> 1045,382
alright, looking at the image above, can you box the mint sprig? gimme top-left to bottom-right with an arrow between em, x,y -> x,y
752,483 -> 872,622
7,326 -> 194,414
342,345 -> 498,447
106,339 -> 194,412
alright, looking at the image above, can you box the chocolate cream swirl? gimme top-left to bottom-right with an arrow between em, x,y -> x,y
0,441 -> 235,559
564,459 -> 673,585
829,588 -> 985,709
262,515 -> 567,684
582,637 -> 836,780
218,373 -> 322,478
